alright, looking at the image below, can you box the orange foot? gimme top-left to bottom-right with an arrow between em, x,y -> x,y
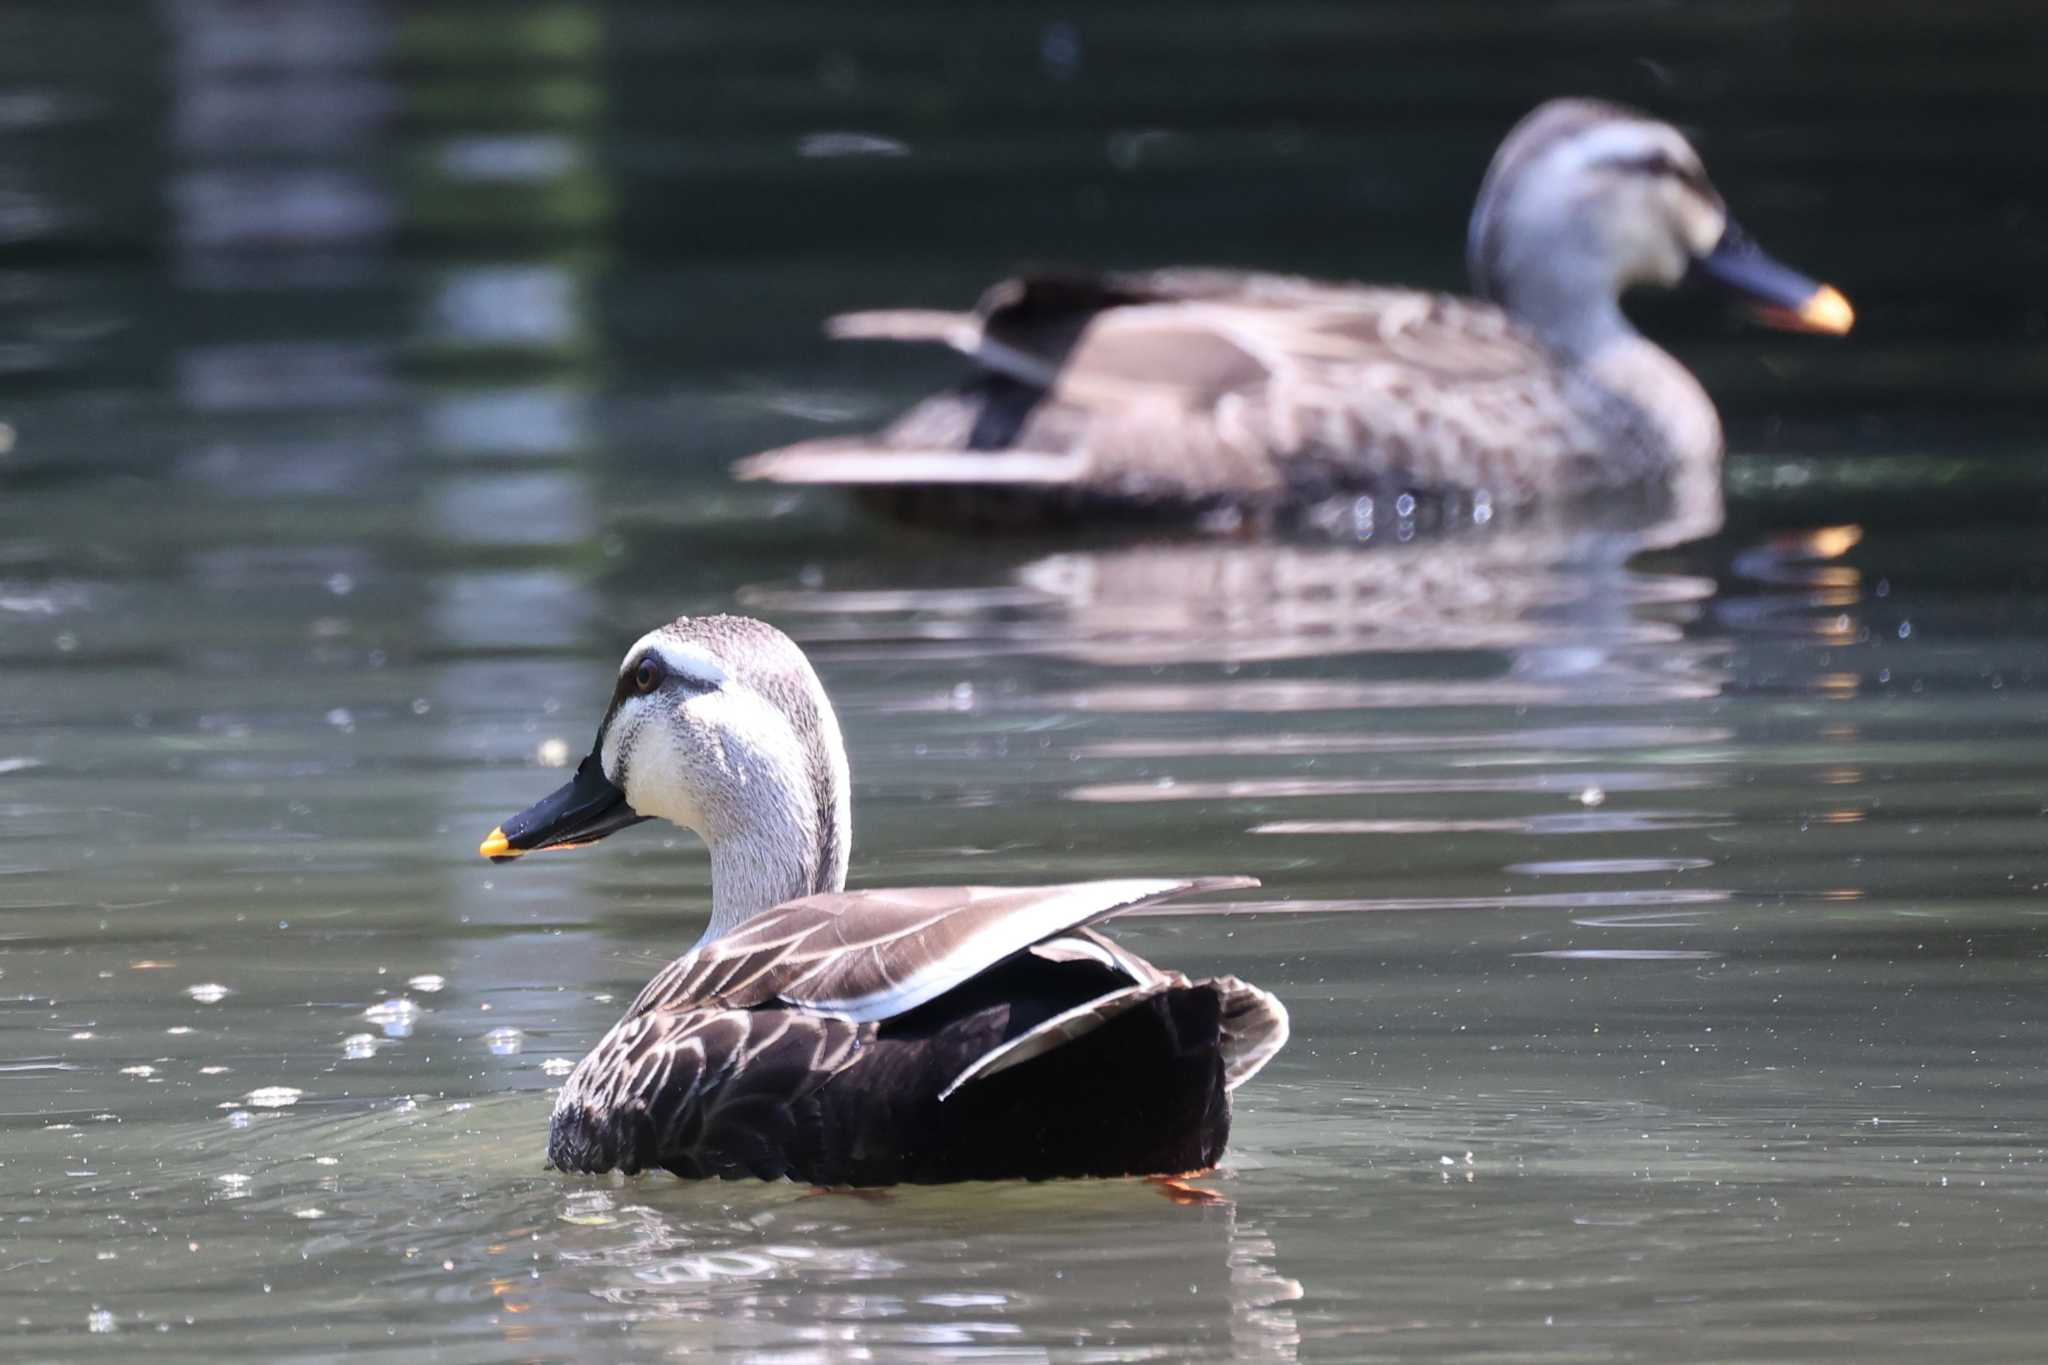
1146,1171 -> 1228,1206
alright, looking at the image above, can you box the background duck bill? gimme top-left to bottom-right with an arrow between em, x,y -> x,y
481,753 -> 648,862
1691,225 -> 1854,335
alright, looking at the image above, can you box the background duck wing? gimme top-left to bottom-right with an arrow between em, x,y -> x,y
623,876 -> 1257,1024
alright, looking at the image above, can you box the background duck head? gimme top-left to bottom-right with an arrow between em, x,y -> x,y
1469,97 -> 1852,363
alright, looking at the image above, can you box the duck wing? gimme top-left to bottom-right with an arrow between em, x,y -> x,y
548,1006 -> 867,1179
621,875 -> 1257,1023
735,268 -> 1597,508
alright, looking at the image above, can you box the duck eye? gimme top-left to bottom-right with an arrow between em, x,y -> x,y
633,658 -> 662,694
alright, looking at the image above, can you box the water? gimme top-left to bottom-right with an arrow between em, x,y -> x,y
5,2 -> 2048,1359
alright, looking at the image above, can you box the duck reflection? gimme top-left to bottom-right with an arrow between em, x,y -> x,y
747,480 -> 1725,691
550,1181 -> 1303,1361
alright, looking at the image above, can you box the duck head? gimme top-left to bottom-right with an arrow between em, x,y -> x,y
480,615 -> 851,939
1468,98 -> 1851,358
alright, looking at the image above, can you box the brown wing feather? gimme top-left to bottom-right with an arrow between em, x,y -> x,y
548,1006 -> 866,1178
622,877 -> 1255,1024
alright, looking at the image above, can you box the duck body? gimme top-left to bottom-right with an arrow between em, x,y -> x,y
547,884 -> 1278,1183
482,617 -> 1287,1185
735,99 -> 1850,527
755,267 -> 1686,529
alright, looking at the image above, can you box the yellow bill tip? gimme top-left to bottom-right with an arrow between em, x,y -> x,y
1799,284 -> 1854,335
478,827 -> 517,860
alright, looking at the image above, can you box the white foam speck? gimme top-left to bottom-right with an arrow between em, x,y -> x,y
364,998 -> 420,1038
341,1033 -> 379,1060
243,1086 -> 302,1109
406,974 -> 446,994
484,1027 -> 524,1056
187,983 -> 231,1004
540,1056 -> 574,1077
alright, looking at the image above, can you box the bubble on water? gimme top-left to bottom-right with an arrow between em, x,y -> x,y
325,707 -> 355,732
341,1034 -> 379,1060
485,1027 -> 524,1056
1576,786 -> 1606,808
540,1056 -> 574,1077
225,1110 -> 252,1129
536,737 -> 571,768
187,983 -> 231,1004
216,1172 -> 252,1195
165,1026 -> 192,1036
87,1308 -> 116,1334
364,998 -> 420,1038
120,1065 -> 155,1078
199,1065 -> 231,1075
244,1086 -> 302,1109
406,974 -> 446,994
394,1097 -> 419,1115
315,1156 -> 339,1166
325,572 -> 354,597
71,1030 -> 94,1040
294,1208 -> 324,1220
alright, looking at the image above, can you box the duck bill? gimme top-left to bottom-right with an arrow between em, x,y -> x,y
1691,221 -> 1854,336
479,752 -> 648,863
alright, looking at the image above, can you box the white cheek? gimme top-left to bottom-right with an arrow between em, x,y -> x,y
604,695 -> 706,834
1680,197 -> 1727,258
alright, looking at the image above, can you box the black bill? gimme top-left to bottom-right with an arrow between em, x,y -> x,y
1690,220 -> 1854,335
479,751 -> 648,862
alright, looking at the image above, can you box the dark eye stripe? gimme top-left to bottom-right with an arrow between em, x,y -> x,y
1596,151 -> 1715,200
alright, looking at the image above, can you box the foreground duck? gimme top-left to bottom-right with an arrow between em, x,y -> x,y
479,614 -> 1287,1184
736,97 -> 1852,524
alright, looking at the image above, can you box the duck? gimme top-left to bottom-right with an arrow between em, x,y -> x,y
477,613 -> 1288,1185
734,97 -> 1852,527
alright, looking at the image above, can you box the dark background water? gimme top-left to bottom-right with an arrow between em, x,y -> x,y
4,3 -> 2048,1360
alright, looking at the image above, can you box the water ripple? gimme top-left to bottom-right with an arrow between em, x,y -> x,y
1070,770 -> 1718,804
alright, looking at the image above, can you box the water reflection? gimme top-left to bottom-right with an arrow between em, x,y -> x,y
554,1182 -> 1303,1361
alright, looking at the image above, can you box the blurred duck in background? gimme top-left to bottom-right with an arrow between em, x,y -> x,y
737,97 -> 1852,529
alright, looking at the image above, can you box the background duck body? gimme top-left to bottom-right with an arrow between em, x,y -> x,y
735,98 -> 1849,527
483,616 -> 1288,1185
745,268 -> 1660,524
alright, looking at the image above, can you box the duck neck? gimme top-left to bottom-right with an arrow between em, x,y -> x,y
1501,281 -> 1721,468
694,724 -> 852,947
704,826 -> 834,943
1496,267 -> 1635,366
